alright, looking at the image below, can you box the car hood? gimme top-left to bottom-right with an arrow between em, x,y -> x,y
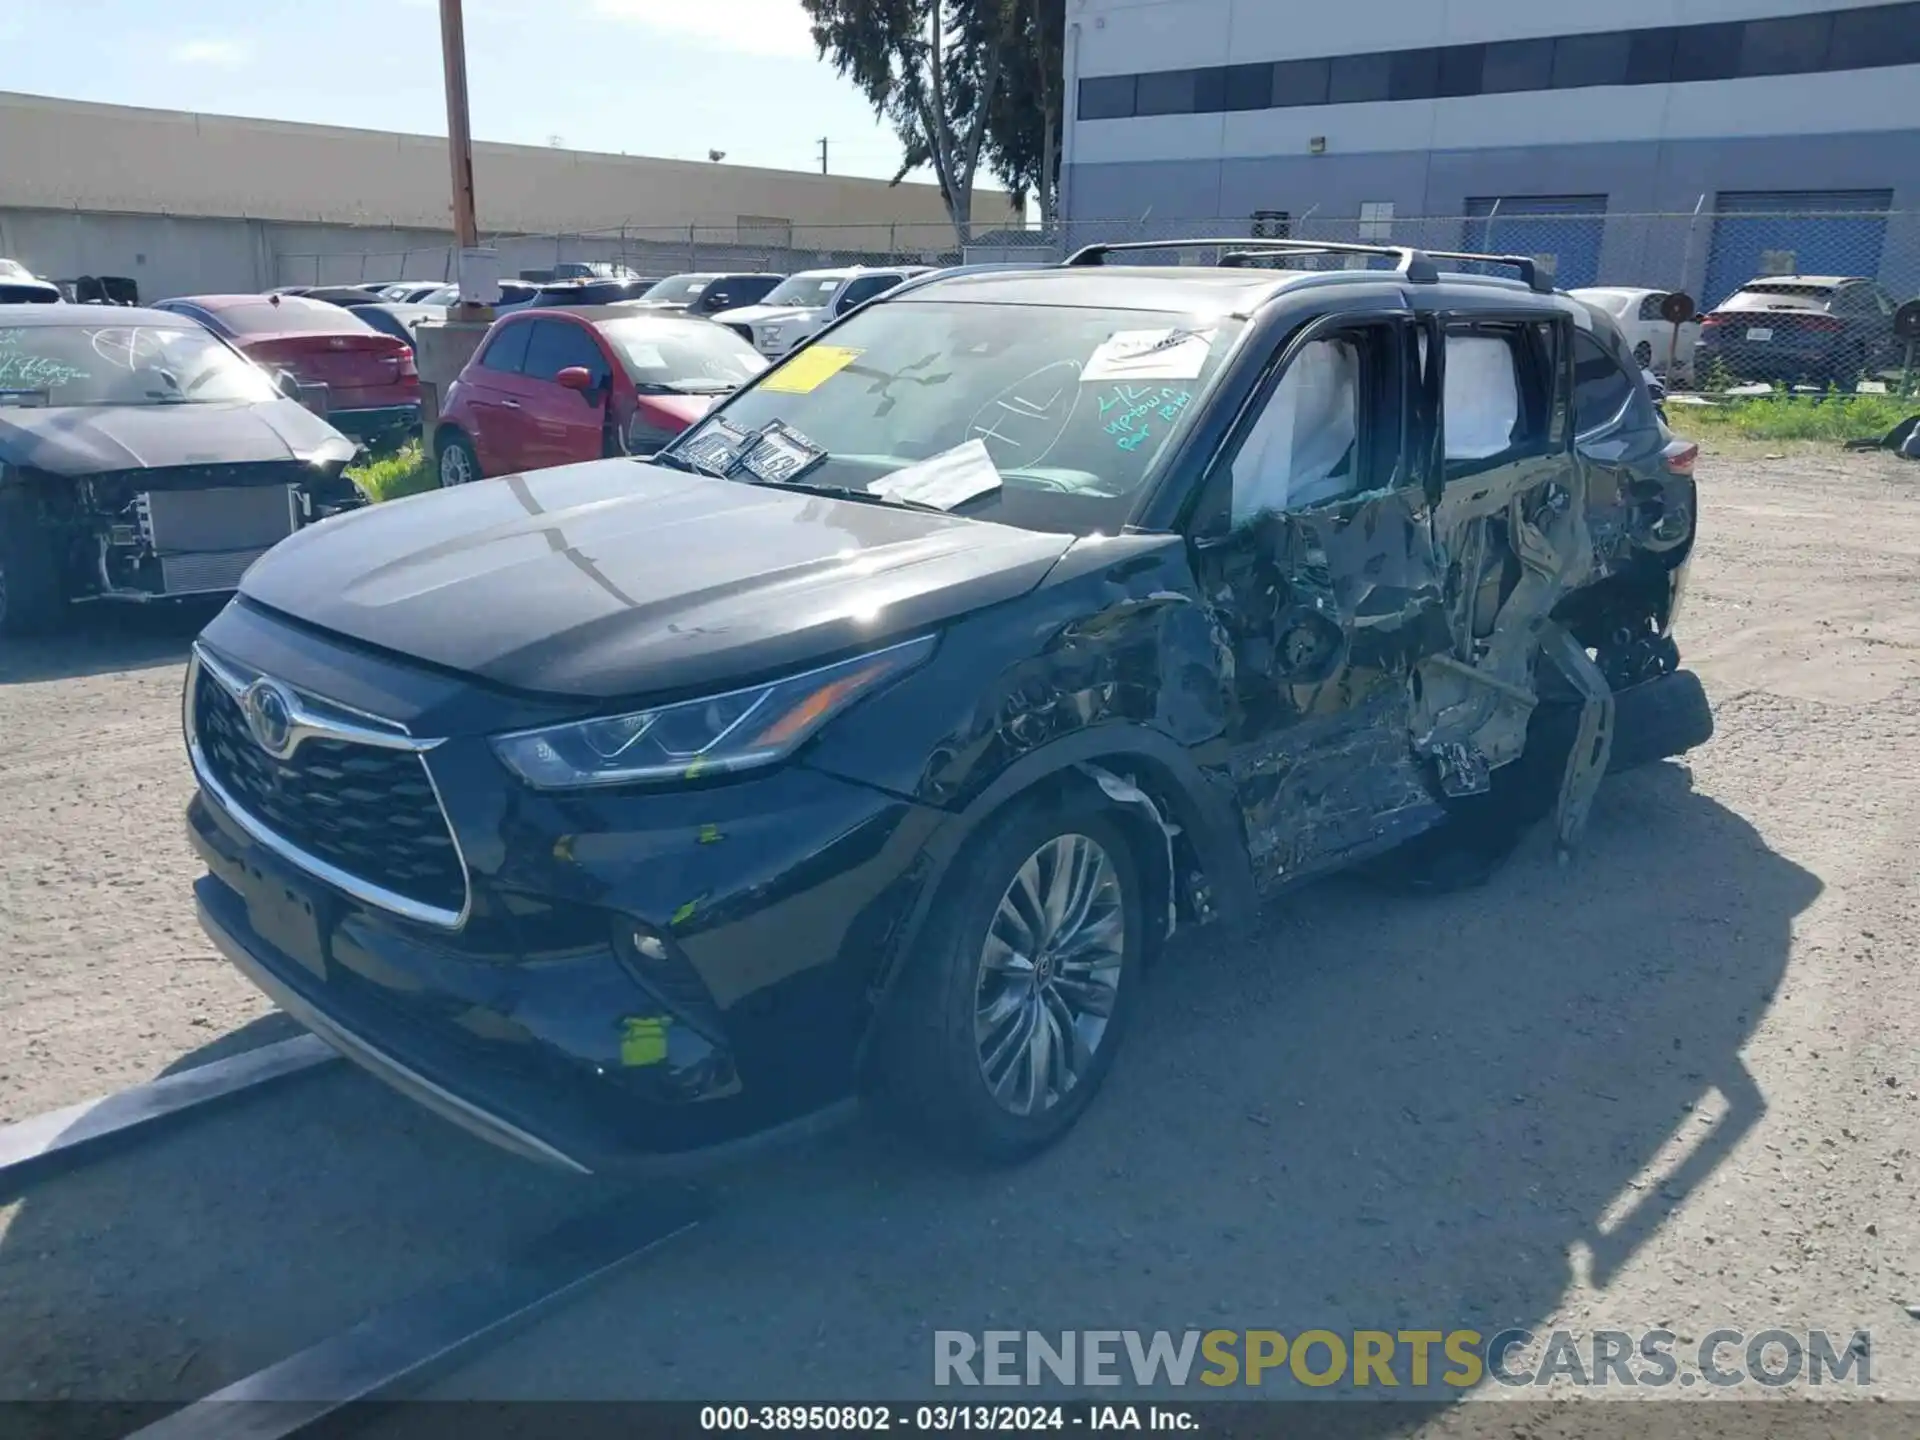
238,459 -> 1073,701
708,303 -> 816,328
0,399 -> 355,475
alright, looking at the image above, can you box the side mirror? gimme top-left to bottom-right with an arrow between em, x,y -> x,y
702,293 -> 730,312
273,369 -> 302,401
556,366 -> 595,395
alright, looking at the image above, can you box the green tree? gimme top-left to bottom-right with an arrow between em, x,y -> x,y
802,0 -> 1019,247
980,0 -> 1063,228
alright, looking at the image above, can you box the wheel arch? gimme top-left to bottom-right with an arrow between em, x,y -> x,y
851,725 -> 1256,1073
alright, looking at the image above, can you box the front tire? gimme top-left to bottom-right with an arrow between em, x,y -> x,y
437,431 -> 480,487
875,789 -> 1145,1163
0,492 -> 67,636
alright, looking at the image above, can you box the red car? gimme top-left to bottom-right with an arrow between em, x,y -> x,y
432,305 -> 766,485
154,293 -> 419,449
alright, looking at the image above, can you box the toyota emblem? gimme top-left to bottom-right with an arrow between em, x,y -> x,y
241,678 -> 298,758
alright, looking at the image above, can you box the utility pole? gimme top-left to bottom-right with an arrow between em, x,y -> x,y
439,0 -> 492,320
818,137 -> 829,175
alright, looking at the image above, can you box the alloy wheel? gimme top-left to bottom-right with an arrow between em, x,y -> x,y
973,833 -> 1126,1117
439,443 -> 474,486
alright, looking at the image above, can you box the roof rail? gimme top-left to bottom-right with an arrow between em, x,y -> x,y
1417,249 -> 1555,294
1063,237 -> 1441,284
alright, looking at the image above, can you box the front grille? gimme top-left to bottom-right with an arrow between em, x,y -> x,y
193,667 -> 466,918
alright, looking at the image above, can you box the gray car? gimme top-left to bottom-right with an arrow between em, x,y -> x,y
0,306 -> 363,633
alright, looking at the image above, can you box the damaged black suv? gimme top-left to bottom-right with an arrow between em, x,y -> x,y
183,239 -> 1710,1171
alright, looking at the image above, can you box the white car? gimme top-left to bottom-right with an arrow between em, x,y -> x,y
711,266 -> 930,358
1570,287 -> 1702,385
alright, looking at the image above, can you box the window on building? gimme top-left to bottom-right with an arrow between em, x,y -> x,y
1358,203 -> 1395,241
1070,2 -> 1920,124
1480,37 -> 1554,93
1223,63 -> 1273,110
1328,51 -> 1392,104
1552,31 -> 1631,88
1829,3 -> 1920,70
1078,74 -> 1136,120
1625,28 -> 1676,84
1437,44 -> 1485,97
1389,48 -> 1441,101
1671,22 -> 1743,82
1738,13 -> 1833,77
1271,58 -> 1331,107
1135,68 -> 1198,115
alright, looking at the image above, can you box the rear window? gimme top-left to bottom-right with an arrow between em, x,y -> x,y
1719,286 -> 1833,313
211,297 -> 376,334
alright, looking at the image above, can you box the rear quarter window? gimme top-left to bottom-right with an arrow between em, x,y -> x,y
1572,331 -> 1639,434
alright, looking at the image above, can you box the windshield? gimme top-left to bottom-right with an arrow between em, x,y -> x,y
762,274 -> 846,308
640,276 -> 712,304
597,317 -> 767,391
668,300 -> 1244,535
0,323 -> 276,406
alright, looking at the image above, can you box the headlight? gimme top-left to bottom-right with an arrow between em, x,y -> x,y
491,635 -> 936,789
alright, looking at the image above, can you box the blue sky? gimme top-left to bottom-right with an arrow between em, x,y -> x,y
0,0 -> 917,180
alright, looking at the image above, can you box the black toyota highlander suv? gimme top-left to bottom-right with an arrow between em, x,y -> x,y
183,239 -> 1711,1172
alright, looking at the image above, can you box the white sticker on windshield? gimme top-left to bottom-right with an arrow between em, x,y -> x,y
868,438 -> 1004,511
1082,328 -> 1215,383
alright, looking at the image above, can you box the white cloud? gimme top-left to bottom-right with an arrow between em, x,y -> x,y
588,0 -> 815,58
170,37 -> 251,67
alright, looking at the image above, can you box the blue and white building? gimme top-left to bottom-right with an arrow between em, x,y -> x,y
1058,0 -> 1920,303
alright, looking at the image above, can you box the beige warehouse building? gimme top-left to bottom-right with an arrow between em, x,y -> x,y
0,91 -> 1019,299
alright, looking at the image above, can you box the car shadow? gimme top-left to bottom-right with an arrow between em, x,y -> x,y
0,598 -> 220,686
0,764 -> 1818,1426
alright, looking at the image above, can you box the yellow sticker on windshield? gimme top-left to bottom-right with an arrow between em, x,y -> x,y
759,345 -> 863,394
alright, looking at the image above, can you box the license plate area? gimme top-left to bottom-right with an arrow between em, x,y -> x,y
1745,327 -> 1774,342
247,872 -> 332,981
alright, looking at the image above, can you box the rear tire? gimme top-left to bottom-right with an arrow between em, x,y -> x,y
874,788 -> 1146,1164
0,492 -> 67,636
436,431 -> 480,487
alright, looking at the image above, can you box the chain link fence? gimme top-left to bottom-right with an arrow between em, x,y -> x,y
276,207 -> 1920,306
275,207 -> 1920,391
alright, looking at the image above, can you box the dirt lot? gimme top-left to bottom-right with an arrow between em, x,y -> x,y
1,443 -> 1917,1420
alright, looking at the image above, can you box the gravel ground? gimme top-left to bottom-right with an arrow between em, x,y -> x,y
1,443 -> 1917,1424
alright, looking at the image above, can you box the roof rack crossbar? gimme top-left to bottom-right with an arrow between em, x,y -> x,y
1417,249 -> 1554,293
1064,237 -> 1440,283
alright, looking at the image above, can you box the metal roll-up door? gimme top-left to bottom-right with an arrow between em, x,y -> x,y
1704,190 -> 1892,309
1462,195 -> 1608,289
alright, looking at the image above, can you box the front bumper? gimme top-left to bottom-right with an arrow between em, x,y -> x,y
327,404 -> 421,442
187,699 -> 946,1167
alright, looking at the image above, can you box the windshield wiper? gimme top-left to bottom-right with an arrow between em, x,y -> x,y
646,448 -> 726,478
739,476 -> 957,516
